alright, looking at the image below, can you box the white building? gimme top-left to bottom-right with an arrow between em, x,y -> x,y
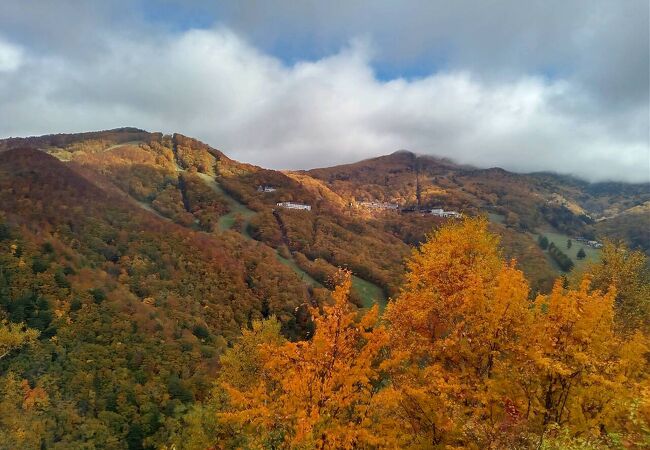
575,237 -> 602,249
276,202 -> 311,211
430,208 -> 462,218
257,185 -> 277,193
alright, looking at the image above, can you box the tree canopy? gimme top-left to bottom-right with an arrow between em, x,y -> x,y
186,218 -> 650,449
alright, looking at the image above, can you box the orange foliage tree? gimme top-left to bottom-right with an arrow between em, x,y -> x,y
208,218 -> 649,449
585,242 -> 650,335
219,273 -> 393,449
383,217 -> 533,447
523,278 -> 649,444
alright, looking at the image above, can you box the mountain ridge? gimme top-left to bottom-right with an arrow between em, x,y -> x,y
1,128 -> 647,249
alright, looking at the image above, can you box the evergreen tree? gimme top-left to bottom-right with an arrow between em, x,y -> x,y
538,235 -> 549,250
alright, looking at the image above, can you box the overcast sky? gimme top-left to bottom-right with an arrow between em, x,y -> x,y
1,1 -> 648,182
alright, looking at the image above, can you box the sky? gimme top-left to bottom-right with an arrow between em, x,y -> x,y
0,1 -> 648,182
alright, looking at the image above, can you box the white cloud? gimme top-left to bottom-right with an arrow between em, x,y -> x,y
0,28 -> 648,182
0,38 -> 23,72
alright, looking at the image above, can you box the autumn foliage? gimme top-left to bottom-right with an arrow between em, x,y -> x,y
218,274 -> 390,448
0,129 -> 648,449
202,218 -> 649,449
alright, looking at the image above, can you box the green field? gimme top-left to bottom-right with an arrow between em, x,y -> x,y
275,254 -> 323,288
487,212 -> 506,224
352,275 -> 388,311
535,230 -> 601,272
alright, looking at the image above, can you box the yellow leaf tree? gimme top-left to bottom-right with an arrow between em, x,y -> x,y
384,217 -> 533,447
585,242 -> 650,335
0,321 -> 39,361
219,272 -> 393,449
525,277 -> 649,444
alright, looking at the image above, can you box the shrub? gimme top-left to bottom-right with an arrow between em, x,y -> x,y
31,257 -> 49,274
192,324 -> 210,340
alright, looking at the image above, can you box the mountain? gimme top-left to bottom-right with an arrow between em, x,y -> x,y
0,128 -> 647,447
308,150 -> 648,227
2,129 -> 648,295
306,149 -> 650,251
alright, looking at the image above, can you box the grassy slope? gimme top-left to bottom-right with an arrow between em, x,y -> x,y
535,230 -> 601,272
352,275 -> 388,311
276,254 -> 322,288
195,172 -> 256,234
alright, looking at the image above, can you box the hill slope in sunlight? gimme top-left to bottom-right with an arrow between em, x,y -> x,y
0,128 -> 647,447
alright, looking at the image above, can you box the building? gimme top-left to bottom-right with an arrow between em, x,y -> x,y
257,185 -> 277,193
430,208 -> 463,218
276,202 -> 311,211
575,237 -> 602,249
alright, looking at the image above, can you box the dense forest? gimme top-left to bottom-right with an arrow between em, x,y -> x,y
169,219 -> 649,449
0,147 -> 323,448
0,130 -> 648,449
3,218 -> 648,448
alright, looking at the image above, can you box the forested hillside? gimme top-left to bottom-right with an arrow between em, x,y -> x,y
0,129 -> 648,448
172,219 -> 650,449
307,150 -> 650,252
0,145 -> 323,447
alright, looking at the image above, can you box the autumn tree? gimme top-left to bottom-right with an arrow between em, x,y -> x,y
219,272 -> 393,449
525,278 -> 649,445
384,218 -> 533,447
0,373 -> 50,449
382,218 -> 649,447
167,317 -> 287,450
0,321 -> 39,361
586,242 -> 650,334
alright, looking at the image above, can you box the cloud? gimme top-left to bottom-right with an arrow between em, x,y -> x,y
0,38 -> 23,72
197,1 -> 649,105
0,25 -> 648,182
